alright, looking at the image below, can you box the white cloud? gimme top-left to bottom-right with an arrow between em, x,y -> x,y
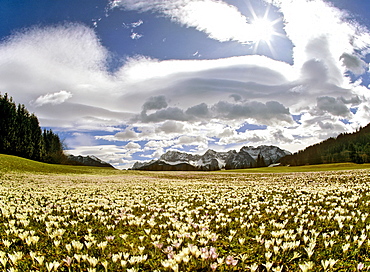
131,19 -> 143,28
352,104 -> 370,126
268,0 -> 370,74
142,95 -> 168,111
156,121 -> 187,134
124,142 -> 141,150
130,32 -> 143,40
340,53 -> 367,75
65,132 -> 97,149
31,90 -> 72,107
110,0 -> 268,44
113,129 -> 139,141
316,96 -> 351,117
211,100 -> 293,125
174,135 -> 209,150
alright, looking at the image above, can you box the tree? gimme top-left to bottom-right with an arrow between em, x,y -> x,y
42,129 -> 65,163
256,153 -> 266,168
15,104 -> 33,158
29,114 -> 43,160
0,93 -> 17,154
0,93 -> 66,163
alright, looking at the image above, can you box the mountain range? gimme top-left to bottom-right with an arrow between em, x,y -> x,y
132,145 -> 291,171
67,155 -> 114,168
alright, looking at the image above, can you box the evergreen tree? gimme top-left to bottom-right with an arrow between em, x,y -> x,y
0,93 -> 17,154
29,114 -> 43,160
256,153 -> 266,168
0,93 -> 66,163
42,129 -> 65,163
15,104 -> 32,158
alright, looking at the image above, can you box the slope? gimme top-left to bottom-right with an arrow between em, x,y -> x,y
0,154 -> 119,175
280,123 -> 370,166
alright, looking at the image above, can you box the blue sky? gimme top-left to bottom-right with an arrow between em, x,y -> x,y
1,0 -> 370,168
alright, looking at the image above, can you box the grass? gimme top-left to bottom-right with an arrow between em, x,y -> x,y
225,162 -> 370,173
0,154 -> 120,175
1,153 -> 370,175
1,164 -> 370,271
1,154 -> 370,271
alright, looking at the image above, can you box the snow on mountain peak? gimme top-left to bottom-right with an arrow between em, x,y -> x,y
132,145 -> 291,171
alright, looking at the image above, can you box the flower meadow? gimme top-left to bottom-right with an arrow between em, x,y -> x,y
1,169 -> 370,271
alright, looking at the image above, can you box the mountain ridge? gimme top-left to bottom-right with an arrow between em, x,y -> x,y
132,145 -> 291,171
67,155 -> 115,168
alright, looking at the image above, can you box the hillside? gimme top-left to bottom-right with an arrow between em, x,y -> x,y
0,154 -> 118,175
280,123 -> 370,166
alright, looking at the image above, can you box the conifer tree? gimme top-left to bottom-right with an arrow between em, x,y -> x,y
0,93 -> 17,154
256,153 -> 266,168
0,93 -> 66,163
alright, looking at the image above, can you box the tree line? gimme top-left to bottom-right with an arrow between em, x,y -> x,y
280,123 -> 370,166
0,93 -> 66,163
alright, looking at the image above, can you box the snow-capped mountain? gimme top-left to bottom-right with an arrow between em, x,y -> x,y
67,155 -> 114,168
240,146 -> 292,165
131,145 -> 291,171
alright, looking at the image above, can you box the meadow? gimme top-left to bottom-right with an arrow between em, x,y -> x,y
1,155 -> 370,271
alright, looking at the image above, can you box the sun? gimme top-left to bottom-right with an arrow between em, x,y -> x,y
250,17 -> 275,43
246,3 -> 283,56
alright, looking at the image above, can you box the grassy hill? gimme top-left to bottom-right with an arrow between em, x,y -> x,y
1,154 -> 370,175
0,154 -> 120,175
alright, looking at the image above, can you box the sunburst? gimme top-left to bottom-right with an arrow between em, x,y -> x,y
247,2 -> 284,56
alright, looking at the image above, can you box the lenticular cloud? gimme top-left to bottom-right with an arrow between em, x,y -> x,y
110,0 -> 263,43
32,91 -> 73,107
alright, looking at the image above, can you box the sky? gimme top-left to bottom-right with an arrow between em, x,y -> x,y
1,0 -> 370,169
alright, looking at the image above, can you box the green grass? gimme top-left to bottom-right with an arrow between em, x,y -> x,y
0,154 -> 120,175
1,153 -> 370,175
225,162 -> 370,173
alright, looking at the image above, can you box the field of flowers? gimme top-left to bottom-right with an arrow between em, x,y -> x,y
1,169 -> 370,271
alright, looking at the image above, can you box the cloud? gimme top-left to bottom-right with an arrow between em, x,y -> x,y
131,19 -> 143,28
130,32 -> 143,40
316,96 -> 350,117
0,23 -> 121,129
124,142 -> 141,150
113,129 -> 139,141
110,0 -> 274,43
185,103 -> 209,118
141,107 -> 188,123
34,102 -> 132,130
65,132 -> 97,149
174,135 -> 209,150
155,121 -> 186,134
137,98 -> 293,125
340,53 -> 367,75
353,104 -> 370,126
301,58 -> 329,85
268,0 -> 370,71
216,126 -> 294,146
229,94 -> 242,102
212,100 -> 293,125
142,95 -> 168,111
31,90 -> 72,107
